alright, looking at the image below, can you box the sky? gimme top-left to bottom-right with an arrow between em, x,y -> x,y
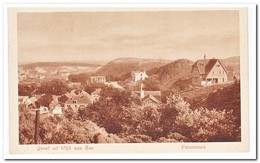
17,10 -> 240,63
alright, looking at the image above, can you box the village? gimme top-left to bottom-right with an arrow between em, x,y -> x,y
18,56 -> 233,118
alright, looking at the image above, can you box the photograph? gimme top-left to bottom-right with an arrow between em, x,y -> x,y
5,4 -> 256,158
17,10 -> 242,145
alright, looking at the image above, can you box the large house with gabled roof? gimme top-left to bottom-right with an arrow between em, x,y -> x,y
64,90 -> 94,111
191,57 -> 228,86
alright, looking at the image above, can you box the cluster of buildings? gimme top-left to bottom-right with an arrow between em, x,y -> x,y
18,69 -> 163,116
19,89 -> 98,116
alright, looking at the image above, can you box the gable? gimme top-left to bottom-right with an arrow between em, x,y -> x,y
143,94 -> 161,104
206,60 -> 228,78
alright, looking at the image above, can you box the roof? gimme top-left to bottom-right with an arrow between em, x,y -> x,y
192,59 -> 228,75
66,91 -> 94,104
58,95 -> 69,103
91,88 -> 101,95
135,91 -> 161,101
49,99 -> 59,110
142,94 -> 161,104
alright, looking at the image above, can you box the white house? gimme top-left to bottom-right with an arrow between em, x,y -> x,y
52,105 -> 62,116
131,71 -> 148,82
90,76 -> 106,83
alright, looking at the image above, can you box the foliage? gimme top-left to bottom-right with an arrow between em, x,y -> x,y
36,79 -> 68,95
205,81 -> 241,125
19,105 -> 35,144
19,105 -> 124,144
18,84 -> 36,96
68,73 -> 90,83
19,86 -> 241,144
167,94 -> 238,142
134,107 -> 162,140
35,94 -> 53,108
123,134 -> 153,143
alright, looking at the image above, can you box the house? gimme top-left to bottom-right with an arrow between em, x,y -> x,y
131,71 -> 148,82
191,57 -> 228,86
25,96 -> 38,108
64,90 -> 94,110
49,98 -> 59,110
18,96 -> 29,105
91,88 -> 101,102
134,84 -> 161,106
90,76 -> 106,83
52,105 -> 62,116
142,94 -> 161,108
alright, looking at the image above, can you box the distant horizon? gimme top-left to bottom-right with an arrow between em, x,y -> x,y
18,55 -> 240,65
18,10 -> 240,63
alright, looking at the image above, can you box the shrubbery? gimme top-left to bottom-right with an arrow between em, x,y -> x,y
19,86 -> 240,144
167,94 -> 238,142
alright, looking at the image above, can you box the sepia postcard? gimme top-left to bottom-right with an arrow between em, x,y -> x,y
5,4 -> 256,159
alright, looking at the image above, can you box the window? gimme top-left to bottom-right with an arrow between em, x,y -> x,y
216,65 -> 220,67
73,100 -> 77,104
223,78 -> 225,82
212,71 -> 214,74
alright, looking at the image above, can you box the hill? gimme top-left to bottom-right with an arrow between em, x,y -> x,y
95,58 -> 171,78
18,61 -> 104,78
220,56 -> 240,80
20,61 -> 103,69
147,59 -> 194,89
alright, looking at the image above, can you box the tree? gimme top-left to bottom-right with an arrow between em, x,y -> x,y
18,84 -> 36,96
135,107 -> 162,140
19,105 -> 35,144
35,94 -> 53,108
36,79 -> 68,95
166,94 -> 238,142
68,73 -> 90,83
205,81 -> 241,125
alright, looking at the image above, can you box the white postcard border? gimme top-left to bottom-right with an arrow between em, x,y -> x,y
3,3 -> 257,159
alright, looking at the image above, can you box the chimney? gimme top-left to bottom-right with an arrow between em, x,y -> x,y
204,54 -> 206,60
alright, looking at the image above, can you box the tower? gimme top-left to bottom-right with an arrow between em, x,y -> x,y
140,84 -> 144,99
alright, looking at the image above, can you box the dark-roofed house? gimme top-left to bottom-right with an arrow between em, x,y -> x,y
191,58 -> 228,86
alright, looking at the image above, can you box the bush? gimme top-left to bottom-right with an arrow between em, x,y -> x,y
167,94 -> 238,142
123,134 -> 153,143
